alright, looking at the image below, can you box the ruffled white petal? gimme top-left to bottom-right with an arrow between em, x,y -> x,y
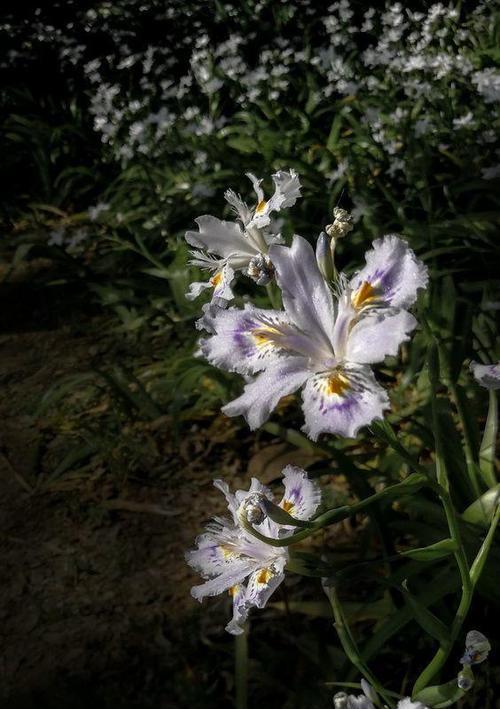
246,172 -> 265,205
349,235 -> 428,310
186,263 -> 235,302
224,189 -> 252,224
301,364 -> 389,440
190,557 -> 257,601
213,479 -> 239,520
247,169 -> 301,229
245,559 -> 287,609
225,583 -> 249,635
345,308 -> 417,364
347,696 -> 375,709
186,215 -> 258,259
470,361 -> 500,390
222,358 -> 310,430
186,530 -> 241,578
270,235 -> 336,355
270,169 -> 302,210
280,465 -> 322,520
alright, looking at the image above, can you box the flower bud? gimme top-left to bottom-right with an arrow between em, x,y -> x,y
247,253 -> 274,286
457,665 -> 474,691
460,630 -> 491,665
326,207 -> 353,239
333,692 -> 348,709
360,679 -> 377,702
316,232 -> 334,281
239,492 -> 266,525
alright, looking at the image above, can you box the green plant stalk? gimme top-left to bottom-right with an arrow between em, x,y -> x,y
327,587 -> 395,708
242,474 -> 428,548
265,282 -> 281,310
412,504 -> 499,697
412,347 -> 473,696
469,504 -> 500,587
235,632 -> 248,709
479,390 -> 498,488
447,378 -> 482,500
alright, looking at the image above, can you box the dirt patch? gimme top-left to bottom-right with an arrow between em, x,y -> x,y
0,317 -> 331,705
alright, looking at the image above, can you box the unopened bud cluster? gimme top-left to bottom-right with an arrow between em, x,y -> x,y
325,207 -> 353,239
247,253 -> 274,285
239,492 -> 267,525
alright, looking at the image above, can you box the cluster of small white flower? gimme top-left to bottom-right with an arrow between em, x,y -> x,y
4,1 -> 498,176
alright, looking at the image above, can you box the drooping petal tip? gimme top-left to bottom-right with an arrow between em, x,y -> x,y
470,361 -> 500,390
280,465 -> 322,520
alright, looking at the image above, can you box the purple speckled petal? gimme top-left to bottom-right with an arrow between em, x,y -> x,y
186,215 -> 258,259
470,361 -> 500,390
270,235 -> 335,353
349,235 -> 428,310
200,304 -> 325,376
301,364 -> 389,440
186,530 -> 243,579
222,357 -> 310,430
279,465 -> 322,521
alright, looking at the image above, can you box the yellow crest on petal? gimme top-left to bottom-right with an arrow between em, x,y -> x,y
210,271 -> 223,288
251,325 -> 281,348
325,372 -> 351,397
352,280 -> 377,309
256,568 -> 273,585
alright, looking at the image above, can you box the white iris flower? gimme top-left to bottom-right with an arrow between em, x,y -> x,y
186,465 -> 321,634
185,169 -> 301,302
199,234 -> 427,439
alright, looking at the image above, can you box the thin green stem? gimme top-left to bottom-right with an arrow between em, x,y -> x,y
265,283 -> 281,310
326,587 -> 395,708
447,379 -> 482,500
479,390 -> 498,488
235,632 -> 248,709
242,474 -> 428,548
470,505 -> 500,587
413,346 -> 473,696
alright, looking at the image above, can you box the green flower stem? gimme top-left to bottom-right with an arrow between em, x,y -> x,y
325,586 -> 395,709
265,283 -> 281,310
447,378 -> 482,500
371,419 -> 429,477
412,346 -> 474,696
235,631 -> 248,709
469,504 -> 500,587
242,474 -> 428,548
412,505 -> 499,698
479,390 -> 498,489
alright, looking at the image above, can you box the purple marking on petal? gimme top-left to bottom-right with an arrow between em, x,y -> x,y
319,393 -> 359,417
233,317 -> 259,357
369,267 -> 396,301
288,485 -> 303,502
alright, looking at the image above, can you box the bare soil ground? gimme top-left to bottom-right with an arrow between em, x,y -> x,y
0,297 -> 329,707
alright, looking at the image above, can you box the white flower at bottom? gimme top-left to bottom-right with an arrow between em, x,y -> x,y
186,466 -> 321,634
397,699 -> 429,709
